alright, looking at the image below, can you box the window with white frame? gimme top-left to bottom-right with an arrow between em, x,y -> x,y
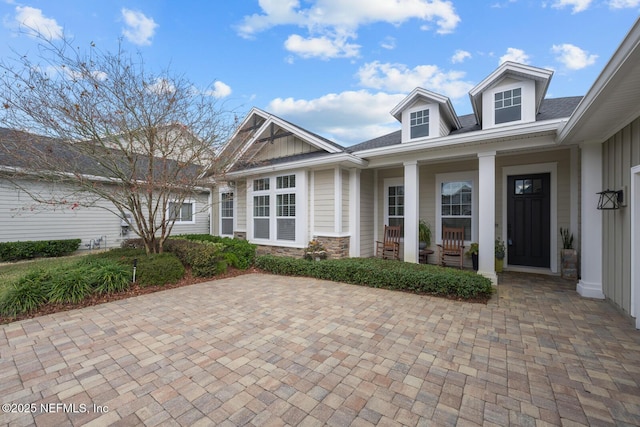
494,88 -> 521,124
440,180 -> 472,241
385,179 -> 404,237
169,201 -> 195,224
410,109 -> 429,138
250,173 -> 301,243
220,192 -> 234,236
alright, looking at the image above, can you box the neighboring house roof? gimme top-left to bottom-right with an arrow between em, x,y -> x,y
348,97 -> 582,153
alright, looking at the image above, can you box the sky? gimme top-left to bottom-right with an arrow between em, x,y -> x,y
1,1 -> 638,146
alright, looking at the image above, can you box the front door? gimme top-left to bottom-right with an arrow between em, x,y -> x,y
507,173 -> 550,268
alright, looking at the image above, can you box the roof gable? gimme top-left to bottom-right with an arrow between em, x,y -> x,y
469,62 -> 553,125
390,87 -> 461,130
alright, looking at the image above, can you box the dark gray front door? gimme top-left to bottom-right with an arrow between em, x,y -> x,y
507,173 -> 551,268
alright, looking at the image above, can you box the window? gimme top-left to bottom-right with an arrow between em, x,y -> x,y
385,179 -> 404,237
410,109 -> 429,138
440,181 -> 472,241
250,172 -> 302,244
494,88 -> 521,124
169,201 -> 194,224
253,195 -> 270,239
220,192 -> 234,236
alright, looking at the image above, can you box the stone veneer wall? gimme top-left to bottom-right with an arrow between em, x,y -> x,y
235,233 -> 351,259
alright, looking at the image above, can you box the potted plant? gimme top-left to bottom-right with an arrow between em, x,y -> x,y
495,238 -> 505,273
560,227 -> 578,279
303,239 -> 328,261
466,243 -> 479,271
418,220 -> 432,250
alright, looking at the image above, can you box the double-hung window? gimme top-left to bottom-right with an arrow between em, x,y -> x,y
436,172 -> 476,243
250,173 -> 302,244
169,201 -> 195,224
220,192 -> 234,236
410,109 -> 429,138
495,88 -> 521,124
385,178 -> 404,237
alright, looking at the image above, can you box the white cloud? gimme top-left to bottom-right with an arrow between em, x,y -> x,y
121,9 -> 158,46
551,43 -> 597,70
357,61 -> 474,99
237,0 -> 460,58
451,49 -> 471,63
146,78 -> 175,95
267,90 -> 405,145
381,36 -> 396,50
207,81 -> 232,98
284,33 -> 360,59
608,0 -> 640,7
549,0 -> 592,13
13,6 -> 63,40
499,48 -> 530,65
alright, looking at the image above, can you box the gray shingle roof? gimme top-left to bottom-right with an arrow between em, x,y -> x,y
349,96 -> 583,153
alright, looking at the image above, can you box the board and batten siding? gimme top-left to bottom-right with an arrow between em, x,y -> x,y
602,117 -> 640,316
0,179 -> 210,251
251,135 -> 319,163
313,169 -> 335,233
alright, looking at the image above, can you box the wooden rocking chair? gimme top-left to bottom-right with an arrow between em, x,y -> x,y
437,226 -> 465,268
376,225 -> 401,260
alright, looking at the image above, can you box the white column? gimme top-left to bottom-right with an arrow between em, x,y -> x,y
478,152 -> 497,285
404,161 -> 419,263
349,168 -> 361,257
578,143 -> 605,299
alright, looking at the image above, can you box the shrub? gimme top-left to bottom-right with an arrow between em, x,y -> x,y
173,234 -> 256,270
164,238 -> 226,277
0,270 -> 51,317
0,239 -> 81,261
46,267 -> 93,304
135,253 -> 185,287
255,256 -> 493,299
75,257 -> 130,294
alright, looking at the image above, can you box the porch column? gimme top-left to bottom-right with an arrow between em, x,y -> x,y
478,152 -> 497,285
578,142 -> 605,299
349,168 -> 361,257
404,161 -> 419,263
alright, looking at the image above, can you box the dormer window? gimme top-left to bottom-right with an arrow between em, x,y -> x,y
410,109 -> 429,138
495,88 -> 522,124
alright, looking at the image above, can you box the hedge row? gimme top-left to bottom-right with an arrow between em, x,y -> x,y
173,234 -> 256,270
163,239 -> 227,277
255,256 -> 493,299
0,239 -> 81,262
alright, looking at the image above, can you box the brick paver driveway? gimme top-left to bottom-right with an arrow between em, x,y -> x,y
1,273 -> 640,426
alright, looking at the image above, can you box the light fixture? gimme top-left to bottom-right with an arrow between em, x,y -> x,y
597,189 -> 624,210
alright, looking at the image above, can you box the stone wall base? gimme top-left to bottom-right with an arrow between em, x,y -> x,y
253,235 -> 351,259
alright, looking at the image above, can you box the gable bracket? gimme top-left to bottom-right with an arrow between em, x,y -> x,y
255,123 -> 293,144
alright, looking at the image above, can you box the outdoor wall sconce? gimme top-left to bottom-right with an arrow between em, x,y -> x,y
597,188 -> 625,210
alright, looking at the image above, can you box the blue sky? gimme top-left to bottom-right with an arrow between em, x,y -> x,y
1,1 -> 638,145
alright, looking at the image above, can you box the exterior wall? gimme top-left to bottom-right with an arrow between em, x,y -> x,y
602,117 -> 640,316
236,180 -> 247,232
251,135 -> 319,163
0,179 -> 210,251
342,169 -> 350,233
313,169 -> 335,233
360,169 -> 375,257
256,236 -> 349,259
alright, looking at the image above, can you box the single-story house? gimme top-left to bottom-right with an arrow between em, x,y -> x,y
213,18 -> 640,328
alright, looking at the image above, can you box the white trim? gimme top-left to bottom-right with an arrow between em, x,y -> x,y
349,168 -> 361,257
168,200 -> 196,225
373,170 -> 379,247
223,152 -> 368,178
218,187 -> 235,237
631,165 -> 640,329
334,167 -> 342,234
403,161 -> 419,263
309,170 -> 315,243
384,177 -> 404,232
435,171 -> 478,246
501,163 -> 558,273
312,232 -> 351,238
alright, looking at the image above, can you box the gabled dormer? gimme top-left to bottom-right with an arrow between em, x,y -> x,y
391,88 -> 461,143
469,62 -> 553,130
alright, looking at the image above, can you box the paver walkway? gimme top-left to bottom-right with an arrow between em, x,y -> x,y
1,273 -> 639,426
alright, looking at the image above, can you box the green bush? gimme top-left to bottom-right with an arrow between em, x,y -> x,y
46,267 -> 93,304
255,256 -> 493,299
165,238 -> 228,277
135,253 -> 185,286
173,234 -> 256,270
75,257 -> 130,294
0,270 -> 51,317
0,239 -> 81,261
